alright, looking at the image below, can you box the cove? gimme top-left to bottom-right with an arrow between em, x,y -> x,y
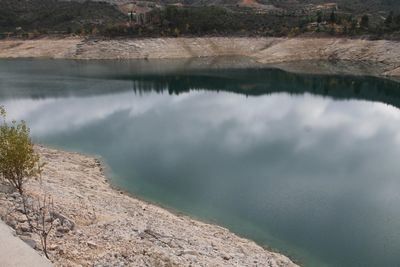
1,59 -> 400,267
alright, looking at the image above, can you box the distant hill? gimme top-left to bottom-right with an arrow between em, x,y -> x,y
156,0 -> 399,13
0,0 -> 125,33
0,0 -> 399,38
291,0 -> 400,13
81,0 -> 400,13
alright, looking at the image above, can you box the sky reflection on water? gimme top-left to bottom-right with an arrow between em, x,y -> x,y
1,59 -> 400,266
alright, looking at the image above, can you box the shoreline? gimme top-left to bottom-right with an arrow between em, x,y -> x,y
0,145 -> 298,266
0,36 -> 399,78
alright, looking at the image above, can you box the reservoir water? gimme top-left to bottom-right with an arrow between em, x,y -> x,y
1,59 -> 400,266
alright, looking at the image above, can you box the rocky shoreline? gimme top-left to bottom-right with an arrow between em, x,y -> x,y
0,146 -> 297,266
0,37 -> 399,78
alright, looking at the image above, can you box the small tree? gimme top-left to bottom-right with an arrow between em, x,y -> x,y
28,195 -> 56,259
394,14 -> 400,31
360,15 -> 369,30
0,106 -> 41,195
385,11 -> 394,27
330,10 -> 337,24
317,12 -> 322,24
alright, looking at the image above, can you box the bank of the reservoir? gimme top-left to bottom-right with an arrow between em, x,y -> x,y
0,37 -> 399,78
0,145 -> 297,266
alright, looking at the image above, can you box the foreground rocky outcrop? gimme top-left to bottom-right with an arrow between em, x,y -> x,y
0,37 -> 399,77
0,221 -> 53,267
0,146 -> 297,266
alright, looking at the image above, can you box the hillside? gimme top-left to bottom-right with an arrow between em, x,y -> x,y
0,0 -> 399,38
292,0 -> 400,13
0,0 -> 125,34
111,0 -> 399,13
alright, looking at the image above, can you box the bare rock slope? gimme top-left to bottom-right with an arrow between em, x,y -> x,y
0,146 -> 297,266
0,37 -> 399,77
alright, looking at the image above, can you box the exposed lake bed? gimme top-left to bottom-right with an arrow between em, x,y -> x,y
0,37 -> 399,79
1,58 -> 400,266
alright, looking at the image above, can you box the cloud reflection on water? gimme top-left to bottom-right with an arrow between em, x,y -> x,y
2,61 -> 400,266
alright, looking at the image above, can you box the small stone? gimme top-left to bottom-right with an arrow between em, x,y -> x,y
87,241 -> 98,249
221,253 -> 231,260
7,219 -> 17,229
121,252 -> 129,259
56,226 -> 70,234
21,237 -> 37,249
58,247 -> 65,255
16,229 -> 31,237
15,206 -> 25,213
63,220 -> 74,231
55,231 -> 64,238
177,250 -> 199,256
15,214 -> 27,223
49,244 -> 59,251
10,192 -> 20,199
51,212 -> 75,230
17,222 -> 31,233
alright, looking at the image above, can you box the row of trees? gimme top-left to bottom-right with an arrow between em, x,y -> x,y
102,6 -> 400,39
325,11 -> 370,29
1,0 -> 399,39
307,9 -> 400,38
104,6 -> 328,37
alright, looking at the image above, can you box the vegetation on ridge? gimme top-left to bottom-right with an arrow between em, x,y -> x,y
0,0 -> 399,39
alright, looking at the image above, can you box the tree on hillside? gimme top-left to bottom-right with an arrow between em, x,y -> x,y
330,10 -> 337,24
360,15 -> 369,29
0,106 -> 42,195
395,14 -> 400,25
317,12 -> 322,24
385,11 -> 393,26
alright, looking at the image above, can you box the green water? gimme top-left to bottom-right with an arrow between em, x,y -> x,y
1,59 -> 400,266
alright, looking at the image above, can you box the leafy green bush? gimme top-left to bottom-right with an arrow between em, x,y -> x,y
0,106 -> 41,195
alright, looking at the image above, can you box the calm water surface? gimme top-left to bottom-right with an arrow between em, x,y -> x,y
1,59 -> 400,266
